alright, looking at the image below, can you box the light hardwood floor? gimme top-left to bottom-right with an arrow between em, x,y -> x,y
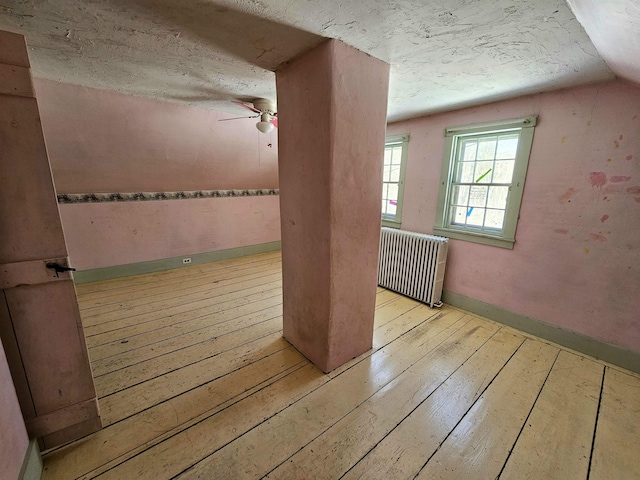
41,251 -> 640,479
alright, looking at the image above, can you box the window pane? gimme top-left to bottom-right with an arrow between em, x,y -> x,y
469,186 -> 488,207
496,134 -> 519,159
477,137 -> 497,160
387,183 -> 399,201
382,165 -> 391,182
389,165 -> 401,182
461,140 -> 477,161
474,161 -> 494,183
452,185 -> 469,206
384,148 -> 392,166
382,137 -> 408,222
391,146 -> 403,165
494,160 -> 515,183
485,209 -> 505,230
386,202 -> 397,215
466,207 -> 485,227
487,186 -> 509,209
457,162 -> 475,183
451,206 -> 467,225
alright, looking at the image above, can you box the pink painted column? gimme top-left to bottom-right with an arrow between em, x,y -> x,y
276,39 -> 389,372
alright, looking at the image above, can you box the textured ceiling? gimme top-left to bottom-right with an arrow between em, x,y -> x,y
0,0 -> 615,120
567,0 -> 640,84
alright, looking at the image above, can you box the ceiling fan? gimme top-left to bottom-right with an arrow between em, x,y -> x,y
219,98 -> 278,134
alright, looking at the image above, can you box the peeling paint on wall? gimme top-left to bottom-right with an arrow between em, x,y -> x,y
610,175 -> 631,183
588,232 -> 608,243
559,187 -> 576,202
589,171 -> 607,188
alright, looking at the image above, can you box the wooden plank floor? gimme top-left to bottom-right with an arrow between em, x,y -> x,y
41,251 -> 640,479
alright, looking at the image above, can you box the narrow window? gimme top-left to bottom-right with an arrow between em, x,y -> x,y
382,134 -> 409,227
434,116 -> 537,249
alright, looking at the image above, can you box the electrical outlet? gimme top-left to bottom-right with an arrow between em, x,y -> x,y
182,258 -> 192,264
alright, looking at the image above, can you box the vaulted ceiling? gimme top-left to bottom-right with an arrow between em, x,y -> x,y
0,0 -> 637,121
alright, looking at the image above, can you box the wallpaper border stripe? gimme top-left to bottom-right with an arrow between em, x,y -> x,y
57,189 -> 279,203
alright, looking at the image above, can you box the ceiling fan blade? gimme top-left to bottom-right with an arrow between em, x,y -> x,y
218,115 -> 260,122
232,100 -> 262,114
270,117 -> 278,128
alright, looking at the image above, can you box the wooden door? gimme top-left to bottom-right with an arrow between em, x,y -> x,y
0,31 -> 101,449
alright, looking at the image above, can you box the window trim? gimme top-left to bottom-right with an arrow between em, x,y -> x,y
381,134 -> 409,228
433,115 -> 537,249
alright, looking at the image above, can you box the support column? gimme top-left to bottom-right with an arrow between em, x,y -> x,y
275,39 -> 389,372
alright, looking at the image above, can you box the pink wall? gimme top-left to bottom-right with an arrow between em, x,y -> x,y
35,79 -> 278,192
388,79 -> 640,354
60,196 -> 281,270
33,79 -> 281,270
0,338 -> 29,480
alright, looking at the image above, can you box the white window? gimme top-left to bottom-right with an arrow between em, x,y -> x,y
434,116 -> 537,249
382,134 -> 409,227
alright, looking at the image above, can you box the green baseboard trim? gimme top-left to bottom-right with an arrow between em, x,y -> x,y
19,439 -> 42,480
442,290 -> 640,374
73,241 -> 282,284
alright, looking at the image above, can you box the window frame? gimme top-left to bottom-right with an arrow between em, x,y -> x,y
433,115 -> 537,249
381,134 -> 409,228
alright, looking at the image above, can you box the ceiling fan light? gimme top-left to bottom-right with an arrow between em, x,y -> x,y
256,121 -> 274,134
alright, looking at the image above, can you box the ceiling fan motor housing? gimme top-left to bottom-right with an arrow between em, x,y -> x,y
253,98 -> 276,116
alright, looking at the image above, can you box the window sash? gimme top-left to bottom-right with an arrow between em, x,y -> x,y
381,134 -> 409,225
444,130 -> 521,234
434,116 -> 536,249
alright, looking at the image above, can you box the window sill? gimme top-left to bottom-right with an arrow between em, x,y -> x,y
433,227 -> 515,249
382,218 -> 402,228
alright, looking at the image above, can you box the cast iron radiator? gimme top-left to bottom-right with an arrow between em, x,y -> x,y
378,227 -> 449,307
